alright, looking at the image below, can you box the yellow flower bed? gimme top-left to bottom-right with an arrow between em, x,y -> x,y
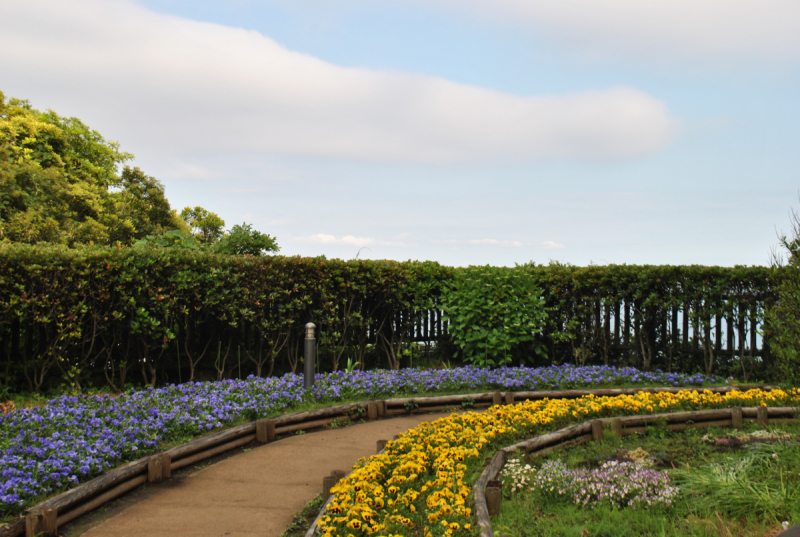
318,388 -> 799,537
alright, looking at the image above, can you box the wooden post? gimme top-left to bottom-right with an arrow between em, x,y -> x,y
591,420 -> 604,442
610,418 -> 623,437
331,470 -> 345,480
26,509 -> 57,537
40,509 -> 57,537
159,453 -> 172,479
25,512 -> 42,537
492,392 -> 502,406
255,418 -> 276,443
376,440 -> 388,453
148,456 -> 163,483
368,401 -> 379,420
486,484 -> 502,516
322,476 -> 338,499
377,400 -> 386,417
504,392 -> 515,405
731,407 -> 743,428
757,406 -> 769,426
256,419 -> 268,443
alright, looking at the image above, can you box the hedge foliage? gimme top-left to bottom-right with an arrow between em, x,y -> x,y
441,266 -> 548,368
0,243 -> 780,393
764,222 -> 800,385
0,243 -> 449,393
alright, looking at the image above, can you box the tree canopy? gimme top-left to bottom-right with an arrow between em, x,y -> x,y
1,89 -> 278,254
214,223 -> 279,256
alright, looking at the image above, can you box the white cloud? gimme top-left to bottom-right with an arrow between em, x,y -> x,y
469,239 -> 523,247
299,234 -> 374,246
434,0 -> 800,62
0,0 -> 676,164
341,235 -> 376,247
541,241 -> 566,250
306,234 -> 338,244
296,234 -> 416,248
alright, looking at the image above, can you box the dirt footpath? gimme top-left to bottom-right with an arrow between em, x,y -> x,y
80,413 -> 454,537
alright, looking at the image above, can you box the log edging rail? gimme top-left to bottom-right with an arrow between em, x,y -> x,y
472,405 -> 799,537
0,384 -> 775,537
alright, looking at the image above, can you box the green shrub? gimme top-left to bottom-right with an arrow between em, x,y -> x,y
441,266 -> 548,367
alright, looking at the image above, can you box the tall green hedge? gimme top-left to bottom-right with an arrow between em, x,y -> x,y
0,243 -> 778,392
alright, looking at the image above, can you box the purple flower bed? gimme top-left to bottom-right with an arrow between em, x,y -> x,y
0,365 -> 722,515
310,364 -> 722,399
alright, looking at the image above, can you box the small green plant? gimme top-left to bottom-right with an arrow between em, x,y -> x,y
327,417 -> 353,429
461,397 -> 475,408
295,429 -> 305,435
344,357 -> 361,373
404,399 -> 418,412
281,494 -> 324,537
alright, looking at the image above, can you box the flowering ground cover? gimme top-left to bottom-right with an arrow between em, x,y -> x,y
496,420 -> 800,536
317,388 -> 800,537
502,458 -> 679,510
0,364 -> 726,521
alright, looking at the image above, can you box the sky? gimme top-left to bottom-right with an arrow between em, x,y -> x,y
1,0 -> 799,267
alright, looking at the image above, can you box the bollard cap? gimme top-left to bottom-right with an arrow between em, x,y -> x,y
305,322 -> 316,338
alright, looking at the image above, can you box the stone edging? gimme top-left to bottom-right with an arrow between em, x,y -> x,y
473,406 -> 799,537
0,384 -> 771,537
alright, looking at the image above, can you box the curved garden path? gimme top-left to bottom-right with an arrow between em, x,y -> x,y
75,412 -> 455,537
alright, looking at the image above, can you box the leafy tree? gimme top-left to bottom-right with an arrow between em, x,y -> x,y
180,206 -> 225,243
214,223 -> 279,256
0,89 -> 184,246
112,166 -> 179,241
765,206 -> 800,385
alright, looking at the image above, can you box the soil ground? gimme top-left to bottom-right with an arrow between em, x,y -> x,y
59,411 -> 459,537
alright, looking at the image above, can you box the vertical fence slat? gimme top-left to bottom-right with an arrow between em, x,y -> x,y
623,301 -> 631,346
672,306 -> 679,348
682,303 -> 689,350
727,315 -> 734,355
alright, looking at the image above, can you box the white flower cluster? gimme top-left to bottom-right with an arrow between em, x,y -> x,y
501,458 -> 537,494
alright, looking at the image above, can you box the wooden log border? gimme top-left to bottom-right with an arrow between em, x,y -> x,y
0,384 -> 777,537
474,405 -> 799,537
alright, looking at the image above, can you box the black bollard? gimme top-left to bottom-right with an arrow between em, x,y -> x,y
304,323 -> 316,389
